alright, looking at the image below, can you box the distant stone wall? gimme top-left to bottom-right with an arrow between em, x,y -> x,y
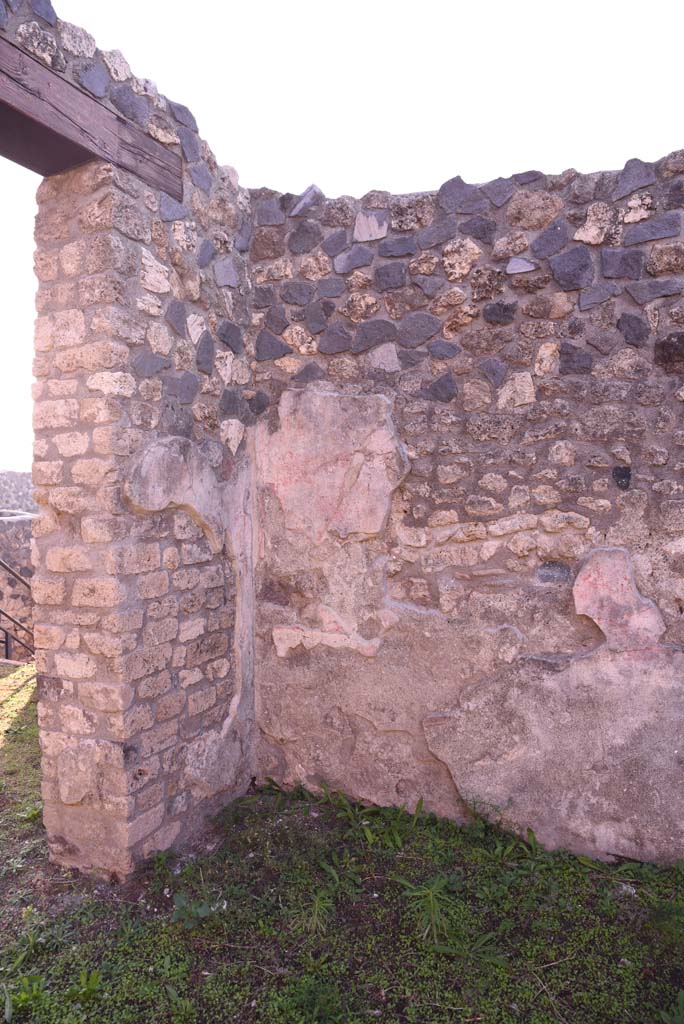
0,512 -> 34,661
4,0 -> 684,875
0,472 -> 37,513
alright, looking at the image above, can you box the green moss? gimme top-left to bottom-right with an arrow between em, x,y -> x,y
0,702 -> 682,1022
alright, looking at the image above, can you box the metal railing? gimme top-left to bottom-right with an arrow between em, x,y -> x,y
0,557 -> 34,659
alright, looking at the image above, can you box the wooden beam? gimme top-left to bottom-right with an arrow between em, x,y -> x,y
0,36 -> 182,199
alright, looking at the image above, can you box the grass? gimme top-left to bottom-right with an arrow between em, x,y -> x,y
0,663 -> 683,1022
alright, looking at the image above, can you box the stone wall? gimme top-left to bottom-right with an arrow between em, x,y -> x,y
247,162 -> 684,864
0,472 -> 37,512
4,0 -> 684,873
0,511 -> 34,660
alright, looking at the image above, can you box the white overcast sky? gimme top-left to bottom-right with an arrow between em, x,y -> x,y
1,0 -> 682,472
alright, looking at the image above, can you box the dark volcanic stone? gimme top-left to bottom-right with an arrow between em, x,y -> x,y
624,212 -> 680,246
353,320 -> 399,353
318,277 -> 345,298
219,388 -> 250,422
481,176 -> 516,208
190,164 -> 213,193
177,127 -> 201,163
168,101 -> 198,131
214,257 -> 239,288
559,341 -> 593,375
665,179 -> 684,210
414,275 -> 444,298
290,185 -> 325,217
110,84 -> 149,126
304,301 -> 331,335
30,0 -> 56,24
255,198 -> 285,226
479,357 -> 507,387
460,216 -> 497,245
483,301 -> 517,325
397,312 -> 442,348
319,322 -> 352,354
600,248 -> 644,280
235,215 -> 252,253
417,216 -> 458,250
375,262 -> 407,291
255,329 -> 293,361
613,158 -> 657,200
333,244 -> 374,274
198,240 -> 216,269
248,392 -> 270,416
281,281 -> 315,306
612,466 -> 631,490
288,220 -> 323,255
165,372 -> 200,405
513,170 -> 543,184
530,218 -> 569,259
165,300 -> 187,338
626,279 -> 684,305
578,283 -> 620,310
537,562 -> 572,584
549,246 -> 594,291
265,305 -> 289,335
398,350 -> 429,368
217,320 -> 244,354
655,332 -> 684,373
160,193 -> 188,222
133,349 -> 171,378
0,3 -> 7,27
617,313 -> 649,346
423,372 -> 457,403
321,229 -> 348,258
292,362 -> 327,384
79,61 -> 110,99
437,176 -> 488,215
196,331 -> 215,375
379,236 -> 417,257
428,339 -> 461,359
253,286 -> 275,309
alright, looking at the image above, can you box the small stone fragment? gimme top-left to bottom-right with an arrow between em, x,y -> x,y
460,216 -> 497,245
165,300 -> 187,338
549,245 -> 594,291
506,189 -> 564,230
626,279 -> 683,305
617,313 -> 649,347
483,301 -> 517,325
424,372 -> 458,402
559,341 -> 593,374
530,218 -> 569,258
195,332 -> 215,375
600,248 -> 644,280
292,362 -> 327,383
654,333 -> 684,373
646,241 -> 684,276
397,312 -> 442,348
379,236 -> 417,257
437,176 -> 488,214
506,257 -> 537,274
215,257 -> 239,288
318,323 -> 352,354
290,185 -> 325,217
288,220 -> 323,255
613,158 -> 657,200
333,245 -> 374,274
353,320 -> 399,353
442,238 -> 481,281
573,202 -> 619,245
255,329 -> 293,361
497,371 -> 536,409
624,212 -> 680,246
217,321 -> 244,354
481,176 -> 516,208
353,209 -> 389,242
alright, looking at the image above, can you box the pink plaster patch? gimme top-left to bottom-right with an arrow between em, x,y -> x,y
573,547 -> 665,650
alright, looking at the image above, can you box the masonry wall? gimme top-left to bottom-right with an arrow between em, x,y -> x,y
246,163 -> 684,864
4,0 -> 684,874
0,512 -> 34,659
